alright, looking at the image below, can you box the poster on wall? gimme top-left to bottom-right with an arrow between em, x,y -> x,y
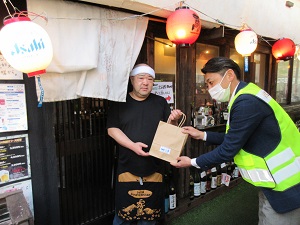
0,179 -> 34,215
0,55 -> 23,80
152,82 -> 174,104
0,134 -> 31,185
0,83 -> 28,132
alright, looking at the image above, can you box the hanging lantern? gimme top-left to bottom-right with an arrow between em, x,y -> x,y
272,38 -> 296,61
166,6 -> 201,47
234,29 -> 258,56
0,17 -> 53,77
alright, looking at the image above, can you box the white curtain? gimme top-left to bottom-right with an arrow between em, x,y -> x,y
27,0 -> 148,102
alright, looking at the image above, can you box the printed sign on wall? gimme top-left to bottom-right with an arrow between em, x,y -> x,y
0,55 -> 23,80
0,134 -> 31,185
0,83 -> 28,132
152,82 -> 174,104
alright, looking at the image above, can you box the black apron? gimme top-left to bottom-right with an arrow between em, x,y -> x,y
115,171 -> 163,222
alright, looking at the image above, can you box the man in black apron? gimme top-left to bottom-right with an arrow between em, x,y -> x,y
107,64 -> 181,225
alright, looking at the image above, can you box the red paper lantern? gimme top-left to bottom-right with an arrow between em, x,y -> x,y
272,38 -> 296,61
166,6 -> 201,46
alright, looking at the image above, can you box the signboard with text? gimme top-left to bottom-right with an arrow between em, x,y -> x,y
0,55 -> 23,80
0,135 -> 31,186
152,82 -> 174,104
0,83 -> 28,132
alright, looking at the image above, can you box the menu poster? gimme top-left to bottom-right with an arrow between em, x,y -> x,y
0,135 -> 31,185
0,179 -> 34,215
0,55 -> 23,80
0,83 -> 28,132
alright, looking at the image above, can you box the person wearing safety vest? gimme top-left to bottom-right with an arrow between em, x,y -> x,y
171,57 -> 300,225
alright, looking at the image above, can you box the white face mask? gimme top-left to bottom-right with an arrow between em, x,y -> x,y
208,70 -> 231,102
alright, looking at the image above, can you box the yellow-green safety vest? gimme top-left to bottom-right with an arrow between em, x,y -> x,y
226,83 -> 300,191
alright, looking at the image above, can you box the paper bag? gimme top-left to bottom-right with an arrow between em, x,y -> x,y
149,114 -> 188,163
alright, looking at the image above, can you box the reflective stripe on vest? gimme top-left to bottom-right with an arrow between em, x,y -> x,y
228,83 -> 300,191
234,149 -> 276,189
266,147 -> 300,184
239,168 -> 273,183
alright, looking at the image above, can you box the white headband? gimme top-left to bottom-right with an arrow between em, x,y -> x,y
130,65 -> 155,78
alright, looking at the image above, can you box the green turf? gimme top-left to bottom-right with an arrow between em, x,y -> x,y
167,181 -> 259,225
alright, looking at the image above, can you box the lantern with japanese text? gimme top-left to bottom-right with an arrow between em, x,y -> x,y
0,17 -> 53,77
272,38 -> 296,61
234,29 -> 258,56
166,6 -> 201,46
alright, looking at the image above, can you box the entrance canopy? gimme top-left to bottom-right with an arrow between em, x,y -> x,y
81,0 -> 300,45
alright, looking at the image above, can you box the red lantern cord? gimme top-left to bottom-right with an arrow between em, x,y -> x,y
2,0 -> 18,18
3,11 -> 48,25
2,0 -> 48,24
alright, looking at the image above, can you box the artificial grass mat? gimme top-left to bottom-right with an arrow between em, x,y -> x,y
167,181 -> 259,225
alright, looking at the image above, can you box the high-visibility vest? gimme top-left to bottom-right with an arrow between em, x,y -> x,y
226,83 -> 300,191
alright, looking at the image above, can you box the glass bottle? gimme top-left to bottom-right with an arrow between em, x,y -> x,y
200,170 -> 207,195
189,175 -> 194,200
169,179 -> 176,210
197,106 -> 207,129
211,167 -> 217,190
223,108 -> 229,123
216,164 -> 222,187
169,171 -> 177,210
220,162 -> 228,186
227,162 -> 233,178
164,174 -> 169,214
233,163 -> 240,178
206,169 -> 212,192
194,169 -> 201,197
220,109 -> 225,124
230,162 -> 236,180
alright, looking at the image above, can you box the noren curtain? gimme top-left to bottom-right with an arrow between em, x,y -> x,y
27,0 -> 148,102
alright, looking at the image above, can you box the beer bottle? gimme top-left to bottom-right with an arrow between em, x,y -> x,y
220,162 -> 228,186
220,162 -> 227,174
233,163 -> 239,178
230,162 -> 236,180
200,170 -> 207,195
164,174 -> 169,214
169,179 -> 176,210
227,162 -> 233,178
220,109 -> 225,124
206,169 -> 212,192
211,167 -> 217,190
216,164 -> 222,187
223,108 -> 229,123
194,169 -> 201,197
189,175 -> 194,200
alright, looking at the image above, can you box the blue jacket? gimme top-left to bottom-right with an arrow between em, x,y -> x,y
195,81 -> 300,213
